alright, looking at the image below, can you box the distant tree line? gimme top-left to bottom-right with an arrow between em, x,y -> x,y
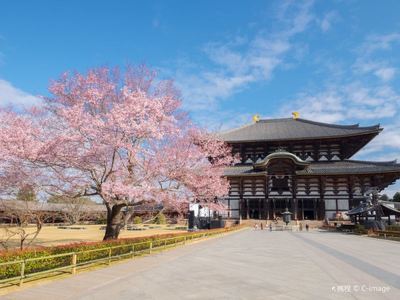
379,192 -> 400,202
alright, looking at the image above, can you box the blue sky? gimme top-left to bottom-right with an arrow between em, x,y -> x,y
1,0 -> 400,195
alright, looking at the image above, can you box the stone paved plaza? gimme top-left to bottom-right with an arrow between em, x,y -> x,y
3,229 -> 400,300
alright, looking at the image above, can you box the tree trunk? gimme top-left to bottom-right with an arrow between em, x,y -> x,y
103,203 -> 125,240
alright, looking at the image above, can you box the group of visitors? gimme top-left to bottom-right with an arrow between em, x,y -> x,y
253,223 -> 273,231
253,222 -> 310,231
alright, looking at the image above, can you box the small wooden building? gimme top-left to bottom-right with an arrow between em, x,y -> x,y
218,117 -> 400,220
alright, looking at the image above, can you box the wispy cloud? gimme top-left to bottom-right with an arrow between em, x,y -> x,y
280,82 -> 400,123
374,67 -> 396,81
174,0 -> 315,112
0,79 -> 41,108
318,11 -> 339,32
362,33 -> 400,54
353,32 -> 400,82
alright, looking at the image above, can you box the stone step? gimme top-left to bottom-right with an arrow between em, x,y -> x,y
240,219 -> 323,228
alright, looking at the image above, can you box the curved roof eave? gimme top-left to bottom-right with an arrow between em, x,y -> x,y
222,129 -> 382,143
218,117 -> 382,143
254,151 -> 310,169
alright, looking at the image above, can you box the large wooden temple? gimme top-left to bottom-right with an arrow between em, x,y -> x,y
218,116 -> 400,221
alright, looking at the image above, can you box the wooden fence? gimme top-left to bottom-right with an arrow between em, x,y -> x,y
375,230 -> 400,239
0,227 -> 242,287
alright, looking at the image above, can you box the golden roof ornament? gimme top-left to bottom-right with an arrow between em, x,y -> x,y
292,111 -> 300,119
252,114 -> 260,123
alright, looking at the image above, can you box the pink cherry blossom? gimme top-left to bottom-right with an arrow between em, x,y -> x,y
0,66 -> 236,240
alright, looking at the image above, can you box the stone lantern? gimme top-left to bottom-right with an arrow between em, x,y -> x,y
281,208 -> 292,226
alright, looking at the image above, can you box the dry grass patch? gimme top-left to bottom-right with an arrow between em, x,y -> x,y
0,225 -> 186,248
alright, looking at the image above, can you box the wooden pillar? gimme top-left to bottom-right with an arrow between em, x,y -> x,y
314,199 -> 318,220
313,143 -> 319,162
246,199 -> 249,219
288,143 -> 294,154
348,176 -> 354,209
335,199 -> 339,215
265,143 -> 270,157
272,199 -> 276,219
291,175 -> 298,219
227,195 -> 231,218
301,144 -> 306,160
266,175 -> 270,220
339,140 -> 345,160
238,197 -> 242,219
327,144 -> 332,161
239,178 -> 243,219
319,177 -> 326,220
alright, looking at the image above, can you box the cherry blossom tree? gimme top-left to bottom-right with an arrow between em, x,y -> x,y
0,66 -> 236,240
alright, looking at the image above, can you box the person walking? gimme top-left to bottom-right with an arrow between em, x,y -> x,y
260,223 -> 264,230
269,223 -> 272,232
305,223 -> 309,232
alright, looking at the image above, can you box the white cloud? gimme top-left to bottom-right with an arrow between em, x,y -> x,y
280,83 -> 400,123
357,121 -> 400,158
353,33 -> 400,81
353,60 -> 397,82
175,0 -> 315,112
363,33 -> 400,54
374,67 -> 396,81
319,11 -> 338,32
175,71 -> 254,110
194,110 -> 254,132
0,79 -> 41,108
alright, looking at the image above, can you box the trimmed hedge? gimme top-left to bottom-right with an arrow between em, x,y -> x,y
386,225 -> 400,232
353,224 -> 368,235
0,226 -> 243,282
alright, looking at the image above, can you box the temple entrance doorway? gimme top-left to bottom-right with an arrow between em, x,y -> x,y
298,198 -> 318,220
303,210 -> 315,220
249,199 -> 261,219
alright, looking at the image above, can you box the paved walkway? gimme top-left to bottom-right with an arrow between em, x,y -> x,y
2,229 -> 400,300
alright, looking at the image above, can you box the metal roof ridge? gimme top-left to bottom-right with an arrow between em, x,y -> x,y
344,159 -> 399,166
217,122 -> 255,136
309,159 -> 398,165
257,117 -> 292,123
294,118 -> 380,130
225,117 -> 381,130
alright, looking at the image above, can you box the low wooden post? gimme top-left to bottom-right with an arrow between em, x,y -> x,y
164,240 -> 167,249
108,248 -> 112,265
149,242 -> 153,254
19,260 -> 25,286
131,245 -> 135,259
184,236 -> 186,245
71,253 -> 77,275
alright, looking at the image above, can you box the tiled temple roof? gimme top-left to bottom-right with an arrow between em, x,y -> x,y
224,160 -> 400,176
218,118 -> 381,142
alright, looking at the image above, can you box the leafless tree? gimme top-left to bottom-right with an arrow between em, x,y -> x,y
48,195 -> 95,225
0,199 -> 52,250
62,198 -> 90,225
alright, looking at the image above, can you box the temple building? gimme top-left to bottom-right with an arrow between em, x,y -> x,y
218,116 -> 400,220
